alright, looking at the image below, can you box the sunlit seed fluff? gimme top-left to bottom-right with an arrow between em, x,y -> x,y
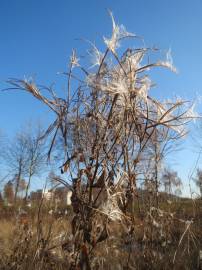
103,11 -> 135,53
70,49 -> 80,68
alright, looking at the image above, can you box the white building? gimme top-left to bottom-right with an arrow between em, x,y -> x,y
66,190 -> 72,205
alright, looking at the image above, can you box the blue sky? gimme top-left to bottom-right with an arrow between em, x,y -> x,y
0,0 -> 202,195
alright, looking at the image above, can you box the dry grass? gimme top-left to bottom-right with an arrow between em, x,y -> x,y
0,208 -> 72,270
0,198 -> 201,269
0,219 -> 15,256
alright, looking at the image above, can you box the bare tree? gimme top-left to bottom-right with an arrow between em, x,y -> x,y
143,126 -> 182,207
3,132 -> 28,203
2,124 -> 47,203
161,167 -> 182,196
23,125 -> 47,202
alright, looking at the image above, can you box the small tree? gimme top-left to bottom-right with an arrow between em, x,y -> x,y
2,125 -> 46,203
161,168 -> 182,196
23,125 -> 46,201
3,133 -> 28,203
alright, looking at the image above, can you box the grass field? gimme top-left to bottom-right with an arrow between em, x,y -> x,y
0,198 -> 201,269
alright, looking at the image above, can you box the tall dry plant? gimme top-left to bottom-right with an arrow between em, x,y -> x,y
7,11 -> 199,269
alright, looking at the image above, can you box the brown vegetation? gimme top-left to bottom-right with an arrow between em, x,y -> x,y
1,11 -> 202,270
